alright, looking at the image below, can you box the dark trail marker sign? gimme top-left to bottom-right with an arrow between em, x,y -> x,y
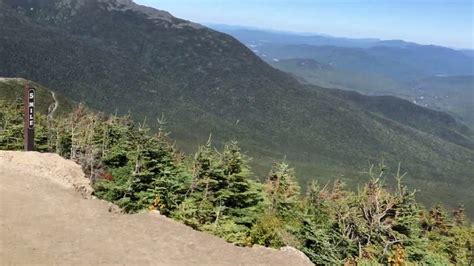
24,86 -> 36,151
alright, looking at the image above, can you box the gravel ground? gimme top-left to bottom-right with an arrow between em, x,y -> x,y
0,151 -> 312,265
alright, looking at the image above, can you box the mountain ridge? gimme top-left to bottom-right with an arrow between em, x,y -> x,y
210,24 -> 473,51
1,0 -> 473,215
222,26 -> 474,127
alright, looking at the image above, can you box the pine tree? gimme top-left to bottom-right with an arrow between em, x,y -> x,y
96,118 -> 190,214
251,161 -> 303,248
265,161 -> 301,220
174,141 -> 264,245
1,99 -> 472,265
0,100 -> 24,150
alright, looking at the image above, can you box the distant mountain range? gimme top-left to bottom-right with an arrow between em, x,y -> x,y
1,0 -> 473,215
209,24 -> 474,52
210,24 -> 474,127
461,49 -> 474,58
207,24 -> 423,49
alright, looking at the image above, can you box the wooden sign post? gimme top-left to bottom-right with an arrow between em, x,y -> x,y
24,85 -> 36,151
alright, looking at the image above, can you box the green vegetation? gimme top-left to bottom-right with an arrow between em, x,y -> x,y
1,1 -> 473,217
252,43 -> 473,83
219,27 -> 474,127
0,78 -> 74,116
271,58 -> 474,129
270,58 -> 404,95
408,75 -> 474,127
1,99 -> 472,265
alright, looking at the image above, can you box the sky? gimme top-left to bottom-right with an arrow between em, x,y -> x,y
135,0 -> 473,49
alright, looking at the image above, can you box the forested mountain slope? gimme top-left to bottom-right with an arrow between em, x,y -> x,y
0,78 -> 74,116
0,0 -> 473,214
408,75 -> 474,126
1,82 -> 472,265
216,27 -> 474,126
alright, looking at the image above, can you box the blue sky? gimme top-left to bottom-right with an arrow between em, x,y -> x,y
135,0 -> 473,49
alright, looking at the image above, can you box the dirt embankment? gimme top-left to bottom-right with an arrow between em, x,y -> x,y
0,151 -> 313,265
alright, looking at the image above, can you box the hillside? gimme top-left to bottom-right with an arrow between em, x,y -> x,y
269,58 -> 404,95
0,151 -> 311,265
1,0 -> 473,215
215,27 -> 474,82
407,75 -> 474,127
0,78 -> 74,116
220,28 -> 474,127
1,105 -> 471,265
252,44 -> 473,83
270,59 -> 474,128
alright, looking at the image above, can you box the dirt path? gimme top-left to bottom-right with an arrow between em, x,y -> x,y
48,91 -> 59,118
0,151 -> 312,265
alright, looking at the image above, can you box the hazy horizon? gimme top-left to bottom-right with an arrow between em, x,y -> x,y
204,23 -> 473,50
135,0 -> 474,49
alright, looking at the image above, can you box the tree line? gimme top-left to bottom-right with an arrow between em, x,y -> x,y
0,99 -> 472,265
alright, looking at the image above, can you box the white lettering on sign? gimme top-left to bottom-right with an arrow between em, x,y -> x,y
28,89 -> 35,129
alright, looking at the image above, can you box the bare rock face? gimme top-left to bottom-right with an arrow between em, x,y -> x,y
280,246 -> 313,265
107,202 -> 123,214
108,0 -> 174,22
110,0 -> 203,29
5,0 -> 202,28
58,0 -> 202,28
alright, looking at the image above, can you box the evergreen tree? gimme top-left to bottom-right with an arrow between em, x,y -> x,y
265,161 -> 301,220
95,119 -> 190,214
0,100 -> 24,150
1,100 -> 472,265
174,141 -> 264,246
251,162 -> 303,248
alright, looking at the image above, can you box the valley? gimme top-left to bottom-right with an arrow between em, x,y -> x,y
1,1 -> 473,264
212,25 -> 474,128
1,0 -> 473,216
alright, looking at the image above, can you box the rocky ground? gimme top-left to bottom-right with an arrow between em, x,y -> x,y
0,151 -> 312,265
